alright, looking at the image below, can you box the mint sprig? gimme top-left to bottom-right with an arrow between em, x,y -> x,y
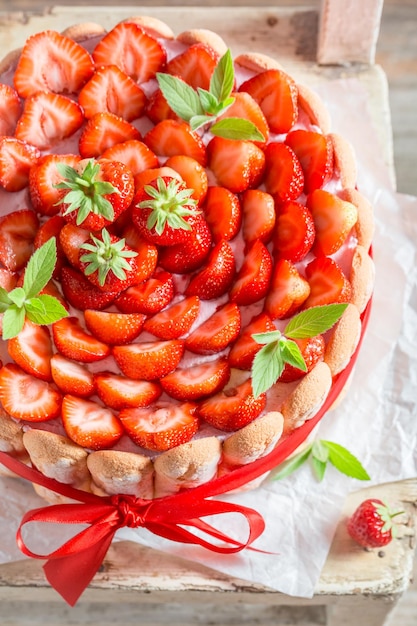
251,303 -> 348,397
271,439 -> 371,483
0,238 -> 68,339
156,49 -> 265,141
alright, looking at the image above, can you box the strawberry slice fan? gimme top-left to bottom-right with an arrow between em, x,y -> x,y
0,296 -> 372,606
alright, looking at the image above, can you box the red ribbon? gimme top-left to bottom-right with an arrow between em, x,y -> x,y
0,299 -> 372,606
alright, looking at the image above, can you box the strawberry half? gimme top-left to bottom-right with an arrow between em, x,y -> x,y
166,43 -> 219,90
307,189 -> 358,256
0,209 -> 39,272
100,140 -> 158,177
29,154 -> 81,216
60,266 -> 120,311
263,142 -> 304,203
161,358 -> 231,401
144,119 -> 207,166
84,310 -> 145,345
230,239 -> 273,306
7,320 -> 53,381
62,395 -> 123,450
264,258 -> 310,319
285,130 -> 334,193
113,340 -> 185,380
218,91 -> 269,143
52,316 -> 111,363
198,379 -> 266,432
0,363 -> 62,422
94,372 -> 162,410
14,29 -> 94,98
239,68 -> 298,134
273,201 -> 316,263
15,92 -> 84,150
185,302 -> 241,355
0,137 -> 40,192
50,353 -> 95,397
0,84 -> 22,135
185,240 -> 236,300
115,270 -> 174,315
203,186 -> 242,242
207,136 -> 265,193
59,223 -> 91,269
143,295 -> 200,340
165,155 -> 208,205
119,402 -> 199,452
228,312 -> 276,370
79,112 -> 141,159
78,64 -> 146,121
158,216 -> 212,274
304,256 -> 352,308
241,189 -> 276,246
92,22 -> 167,83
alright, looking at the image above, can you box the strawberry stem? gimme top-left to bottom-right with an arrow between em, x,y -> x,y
137,177 -> 198,235
80,228 -> 138,287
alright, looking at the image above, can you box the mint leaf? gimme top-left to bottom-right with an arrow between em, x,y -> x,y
23,237 -> 57,299
252,330 -> 282,345
280,338 -> 307,371
25,294 -> 68,326
6,287 -> 26,308
210,118 -> 265,141
312,456 -> 327,482
2,305 -> 25,340
251,341 -> 284,397
0,287 -> 11,313
210,49 -> 234,103
197,88 -> 221,113
312,440 -> 330,463
271,444 -> 313,481
190,114 -> 216,131
284,303 -> 348,339
156,73 -> 203,121
323,441 -> 371,480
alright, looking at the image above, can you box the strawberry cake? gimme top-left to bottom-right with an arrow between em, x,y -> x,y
0,16 -> 375,503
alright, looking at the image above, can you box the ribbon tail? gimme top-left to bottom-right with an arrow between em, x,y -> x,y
43,529 -> 115,606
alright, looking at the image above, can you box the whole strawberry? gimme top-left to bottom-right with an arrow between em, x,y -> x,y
347,499 -> 403,548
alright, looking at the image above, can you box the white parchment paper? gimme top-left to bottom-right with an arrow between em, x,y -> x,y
0,77 -> 415,598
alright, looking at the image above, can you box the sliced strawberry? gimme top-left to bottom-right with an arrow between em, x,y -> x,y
113,340 -> 185,380
218,91 -> 269,143
307,189 -> 358,255
285,130 -> 334,193
92,22 -> 167,83
14,30 -> 94,98
161,357 -> 231,401
0,209 -> 39,272
203,186 -> 242,242
198,378 -> 266,432
0,268 -> 18,291
304,256 -> 352,308
62,394 -> 123,450
144,295 -> 200,340
264,258 -> 310,319
15,92 -> 84,150
145,87 -> 178,125
7,320 -> 53,381
0,84 -> 22,135
207,136 -> 265,193
52,316 -> 111,363
50,353 -> 95,397
185,302 -> 241,355
59,224 -> 90,269
79,112 -> 141,159
94,372 -> 162,410
0,137 -> 40,192
78,65 -> 146,121
241,189 -> 275,246
165,155 -> 208,205
144,119 -> 207,166
279,335 -> 325,383
230,239 -> 273,305
0,363 -> 62,422
133,165 -> 182,192
228,312 -> 276,370
29,154 -> 81,216
273,201 -> 315,263
166,43 -> 219,90
101,140 -> 158,177
119,401 -> 199,452
185,240 -> 236,300
263,142 -> 304,203
115,270 -> 174,315
239,68 -> 298,134
158,216 -> 212,274
84,310 -> 145,345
